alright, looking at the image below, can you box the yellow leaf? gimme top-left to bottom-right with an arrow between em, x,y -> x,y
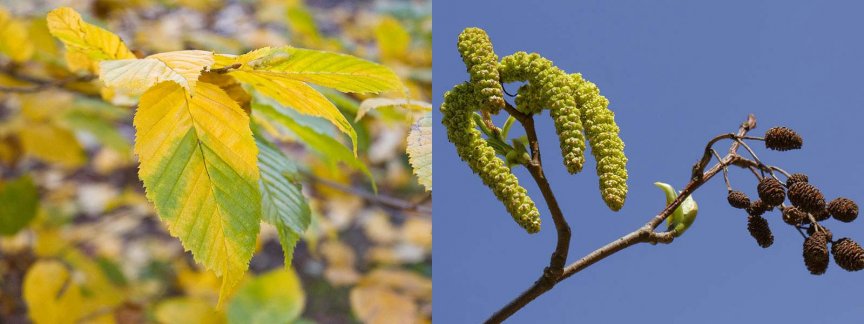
0,7 -> 34,62
406,112 -> 431,191
232,70 -> 357,153
356,98 -> 432,122
227,269 -> 305,324
359,268 -> 432,301
320,240 -> 359,286
26,18 -> 59,61
64,48 -> 100,73
375,16 -> 410,61
401,217 -> 432,250
46,7 -> 135,61
155,297 -> 225,324
174,263 -> 220,303
135,81 -> 261,305
19,123 -> 85,168
199,72 -> 251,110
100,50 -> 214,95
23,260 -> 84,324
350,286 -> 418,324
239,46 -> 402,94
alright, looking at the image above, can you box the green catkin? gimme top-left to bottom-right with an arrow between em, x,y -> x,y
569,73 -> 629,211
499,51 -> 586,174
457,28 -> 505,113
441,83 -> 541,233
514,83 -> 544,114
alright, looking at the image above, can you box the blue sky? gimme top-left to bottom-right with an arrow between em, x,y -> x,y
433,1 -> 864,323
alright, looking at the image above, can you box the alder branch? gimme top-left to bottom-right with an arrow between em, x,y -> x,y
486,114 -> 757,323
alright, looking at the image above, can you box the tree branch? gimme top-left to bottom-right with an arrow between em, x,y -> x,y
486,114 -> 757,323
0,73 -> 96,93
304,173 -> 431,214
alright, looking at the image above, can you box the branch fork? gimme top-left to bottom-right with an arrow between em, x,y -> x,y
485,113 -> 759,323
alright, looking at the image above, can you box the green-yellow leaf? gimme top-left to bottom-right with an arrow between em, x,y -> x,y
232,70 -> 357,154
374,16 -> 410,60
356,97 -> 432,122
0,175 -> 38,236
135,81 -> 261,305
100,50 -> 214,96
407,112 -> 431,191
286,2 -> 321,43
63,107 -> 131,153
155,297 -> 225,324
0,7 -> 34,62
254,100 -> 375,191
227,269 -> 305,324
46,7 -> 135,61
239,47 -> 402,93
255,131 -> 310,266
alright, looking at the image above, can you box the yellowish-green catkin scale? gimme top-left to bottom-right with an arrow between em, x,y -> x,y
514,83 -> 544,114
441,83 -> 541,233
457,28 -> 505,113
569,74 -> 628,211
500,51 -> 586,174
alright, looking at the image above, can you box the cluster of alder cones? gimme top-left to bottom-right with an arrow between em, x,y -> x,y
725,127 -> 863,274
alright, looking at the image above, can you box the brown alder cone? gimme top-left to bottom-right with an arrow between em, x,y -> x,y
827,197 -> 858,223
747,215 -> 773,248
806,225 -> 833,242
727,191 -> 751,209
787,182 -> 825,213
831,238 -> 864,272
781,206 -> 806,226
764,127 -> 802,151
803,231 -> 830,275
746,200 -> 770,217
785,173 -> 809,188
812,208 -> 830,222
757,177 -> 785,207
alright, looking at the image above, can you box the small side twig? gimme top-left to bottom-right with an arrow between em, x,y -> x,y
304,173 -> 431,214
208,63 -> 242,74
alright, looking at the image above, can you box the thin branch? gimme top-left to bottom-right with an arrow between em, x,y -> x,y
486,101 -> 571,323
770,165 -> 792,178
304,173 -> 431,214
0,74 -> 96,93
712,149 -> 732,191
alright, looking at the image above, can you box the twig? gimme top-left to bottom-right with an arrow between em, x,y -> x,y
712,149 -> 731,191
0,73 -> 96,93
486,101 -> 571,323
304,173 -> 431,214
486,114 -> 757,323
208,63 -> 242,74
